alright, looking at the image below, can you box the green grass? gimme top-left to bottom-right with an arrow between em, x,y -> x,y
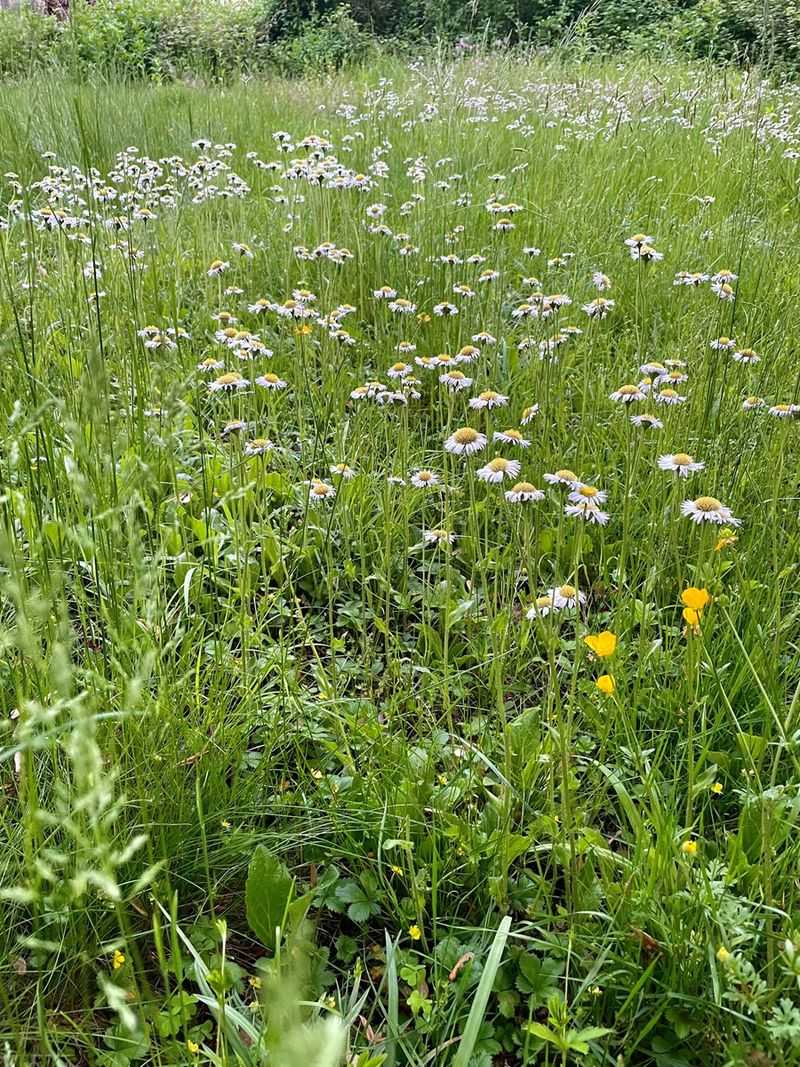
1,54 -> 800,1067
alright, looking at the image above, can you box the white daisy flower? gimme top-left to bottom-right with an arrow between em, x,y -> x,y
255,373 -> 288,390
658,453 -> 705,477
469,390 -> 509,411
444,427 -> 487,456
681,496 -> 741,526
582,297 -> 615,319
493,429 -> 530,448
564,501 -> 610,525
654,389 -> 686,406
209,372 -> 249,393
244,438 -> 273,456
330,463 -> 357,480
544,468 -> 579,486
423,528 -> 456,545
505,481 -> 545,503
630,413 -> 664,429
568,484 -> 607,504
306,480 -> 337,504
731,348 -> 760,364
410,470 -> 440,489
440,370 -> 473,391
476,456 -> 521,484
610,384 -> 646,403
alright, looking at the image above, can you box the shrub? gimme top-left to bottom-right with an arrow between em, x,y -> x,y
0,9 -> 58,79
269,6 -> 374,75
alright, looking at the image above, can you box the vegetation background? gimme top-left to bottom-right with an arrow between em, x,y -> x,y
0,0 -> 800,80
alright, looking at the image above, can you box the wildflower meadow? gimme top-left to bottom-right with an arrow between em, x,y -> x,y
1,57 -> 800,1067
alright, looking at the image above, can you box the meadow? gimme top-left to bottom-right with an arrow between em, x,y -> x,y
1,56 -> 800,1067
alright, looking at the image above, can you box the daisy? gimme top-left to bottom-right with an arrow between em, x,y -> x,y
544,469 -> 579,486
520,405 -> 539,424
388,298 -> 417,314
565,500 -> 610,525
630,244 -> 663,262
456,345 -> 480,363
433,302 -> 458,316
440,370 -> 473,391
768,403 -> 799,417
444,427 -> 487,456
710,336 -> 736,351
423,528 -> 456,546
655,388 -> 686,406
374,285 -> 397,299
550,584 -> 586,609
330,463 -> 357,479
742,396 -> 765,410
410,470 -> 440,489
624,233 -> 654,248
640,361 -> 668,377
731,348 -> 760,364
387,362 -> 412,379
472,331 -> 497,345
526,594 -> 559,619
207,259 -> 229,276
477,456 -> 521,483
307,480 -> 337,504
568,484 -> 607,504
681,496 -> 741,526
582,297 -> 615,319
505,481 -> 545,503
630,413 -> 664,429
197,357 -> 226,372
244,438 -> 272,456
209,371 -> 248,393
232,242 -> 254,259
592,271 -> 612,291
255,373 -> 288,390
658,452 -> 705,477
469,390 -> 509,411
712,281 -> 735,301
610,384 -> 646,403
493,429 -> 530,448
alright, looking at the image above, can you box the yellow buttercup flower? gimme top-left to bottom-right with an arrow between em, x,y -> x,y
681,840 -> 698,856
187,1040 -> 200,1055
408,924 -> 422,941
112,949 -> 126,970
681,587 -> 711,612
682,606 -> 701,627
716,946 -> 731,963
596,674 -> 616,695
583,631 -> 618,658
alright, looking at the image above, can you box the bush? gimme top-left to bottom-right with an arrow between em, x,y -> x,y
58,0 -> 262,80
269,6 -> 374,75
0,9 -> 58,79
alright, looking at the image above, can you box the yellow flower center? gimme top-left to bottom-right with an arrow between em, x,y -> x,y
556,469 -> 577,482
391,362 -> 406,371
673,453 -> 692,465
559,584 -> 576,597
501,429 -> 521,440
453,427 -> 479,444
618,385 -> 639,395
695,496 -> 722,511
660,389 -> 678,398
578,486 -> 598,498
512,482 -> 536,493
479,391 -> 499,400
417,470 -> 433,481
216,373 -> 241,386
488,457 -> 510,471
263,373 -> 279,383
